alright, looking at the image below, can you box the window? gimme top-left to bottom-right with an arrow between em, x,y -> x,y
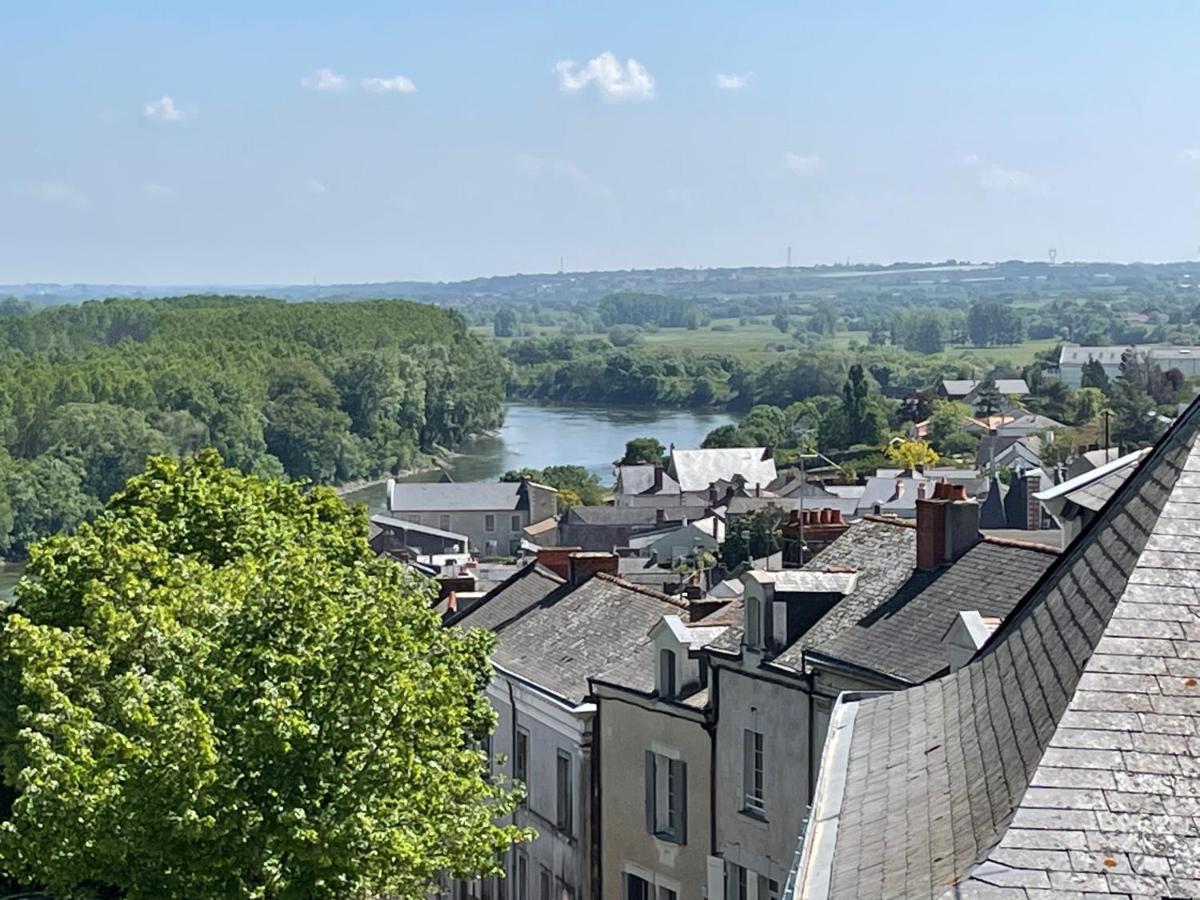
623,874 -> 651,900
725,863 -> 747,900
539,868 -> 551,900
440,513 -> 451,531
516,851 -> 528,900
511,514 -> 522,532
555,750 -> 572,833
494,876 -> 506,900
485,514 -> 496,532
658,889 -> 677,900
743,729 -> 765,817
644,751 -> 687,843
757,875 -> 779,900
745,596 -> 763,649
657,648 -> 677,698
515,727 -> 529,800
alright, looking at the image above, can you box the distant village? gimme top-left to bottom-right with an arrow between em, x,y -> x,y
364,344 -> 1200,900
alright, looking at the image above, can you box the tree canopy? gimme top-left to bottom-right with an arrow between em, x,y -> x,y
0,451 -> 525,898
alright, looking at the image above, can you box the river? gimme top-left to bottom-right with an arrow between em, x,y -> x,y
0,562 -> 22,604
341,402 -> 735,516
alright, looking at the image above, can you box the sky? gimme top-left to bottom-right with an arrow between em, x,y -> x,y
4,2 -> 1200,284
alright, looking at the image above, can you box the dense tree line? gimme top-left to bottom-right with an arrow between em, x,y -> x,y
0,296 -> 505,557
596,292 -> 703,329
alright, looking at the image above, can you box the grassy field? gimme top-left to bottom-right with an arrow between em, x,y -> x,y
472,320 -> 1061,368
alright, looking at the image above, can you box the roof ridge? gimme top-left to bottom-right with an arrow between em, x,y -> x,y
858,514 -> 917,529
977,534 -> 1060,555
592,571 -> 689,609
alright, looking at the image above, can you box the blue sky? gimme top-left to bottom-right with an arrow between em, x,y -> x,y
4,2 -> 1200,283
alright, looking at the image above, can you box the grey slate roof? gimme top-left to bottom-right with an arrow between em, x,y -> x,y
707,518 -> 916,664
726,495 -> 860,519
669,447 -> 778,493
856,476 -> 929,515
614,464 -> 681,496
793,394 -> 1200,899
803,537 -> 1057,685
389,480 -> 550,512
565,505 -> 660,526
1036,448 -> 1148,513
369,513 -> 469,543
455,567 -> 687,705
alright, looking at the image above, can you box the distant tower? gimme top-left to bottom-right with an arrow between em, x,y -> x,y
787,246 -> 792,268
1048,248 -> 1057,265
559,255 -> 564,274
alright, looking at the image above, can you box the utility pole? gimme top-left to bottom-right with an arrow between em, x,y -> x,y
787,246 -> 792,268
1103,409 -> 1112,460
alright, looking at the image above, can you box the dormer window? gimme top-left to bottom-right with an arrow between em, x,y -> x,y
658,648 -> 677,698
745,596 -> 764,650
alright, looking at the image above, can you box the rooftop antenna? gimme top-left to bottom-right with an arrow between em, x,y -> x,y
1048,248 -> 1057,265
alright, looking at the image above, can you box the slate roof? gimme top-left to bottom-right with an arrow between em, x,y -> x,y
388,480 -> 552,512
1035,448 -> 1148,513
708,518 -> 916,663
591,618 -> 730,699
942,378 -> 1030,397
454,567 -> 687,705
614,464 -> 681,496
669,447 -> 778,493
792,394 -> 1200,899
369,513 -> 469,543
976,434 -> 1042,470
856,476 -> 929,515
802,537 -> 1057,685
726,495 -> 860,520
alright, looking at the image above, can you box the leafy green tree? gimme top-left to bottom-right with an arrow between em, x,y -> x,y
2,455 -> 100,557
502,464 -> 605,508
886,437 -> 940,471
719,507 -> 784,568
808,303 -> 838,336
43,402 -> 171,502
701,424 -> 742,449
1109,380 -> 1164,449
973,379 -> 1005,416
621,437 -> 666,465
927,400 -> 976,455
772,311 -> 790,333
0,452 -> 525,897
493,306 -> 518,337
263,360 -> 352,482
607,324 -> 641,347
1080,358 -> 1109,392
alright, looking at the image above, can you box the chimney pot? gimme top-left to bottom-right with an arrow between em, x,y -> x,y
917,482 -> 927,500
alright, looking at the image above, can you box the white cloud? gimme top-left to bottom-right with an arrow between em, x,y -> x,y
1179,148 -> 1200,163
978,163 -> 1035,192
21,181 -> 88,208
361,75 -> 417,94
304,178 -> 328,195
785,152 -> 823,177
143,183 -> 175,199
961,153 -> 1037,192
143,95 -> 187,123
715,72 -> 753,90
554,52 -> 654,100
517,154 -> 613,200
301,68 -> 347,92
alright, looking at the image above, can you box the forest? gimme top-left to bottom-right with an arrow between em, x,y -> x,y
0,296 -> 505,558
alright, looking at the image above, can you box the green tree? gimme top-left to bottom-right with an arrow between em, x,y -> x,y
772,311 -> 790,333
701,424 -> 742,449
1109,380 -> 1164,449
493,306 -> 518,337
927,399 -> 976,455
502,464 -> 605,508
621,437 -> 666,465
973,379 -> 1004,416
1080,358 -> 1109,392
719,507 -> 784,568
0,452 -> 525,897
886,437 -> 940,471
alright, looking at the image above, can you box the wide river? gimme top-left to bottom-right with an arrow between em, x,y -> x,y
341,402 -> 735,516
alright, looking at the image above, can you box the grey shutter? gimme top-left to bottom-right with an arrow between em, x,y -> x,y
644,750 -> 656,834
674,758 -> 688,844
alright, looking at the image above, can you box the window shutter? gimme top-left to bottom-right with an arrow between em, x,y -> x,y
644,750 -> 656,834
674,758 -> 688,844
742,729 -> 753,806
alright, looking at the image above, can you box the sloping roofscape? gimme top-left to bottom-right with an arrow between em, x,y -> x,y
792,395 -> 1200,898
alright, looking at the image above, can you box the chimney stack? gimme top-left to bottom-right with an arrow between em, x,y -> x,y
567,551 -> 619,585
653,464 -> 664,492
536,546 -> 582,580
916,482 -> 980,570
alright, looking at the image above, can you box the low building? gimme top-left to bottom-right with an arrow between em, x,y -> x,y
590,605 -> 736,900
789,394 -> 1200,899
940,378 -> 1030,404
668,447 -> 778,502
367,513 -> 469,562
386,477 -> 557,558
612,464 -> 683,508
626,514 -> 724,564
449,552 -> 695,900
558,505 -> 708,552
1053,342 -> 1200,387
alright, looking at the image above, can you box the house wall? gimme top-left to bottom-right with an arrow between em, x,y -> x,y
641,526 -> 718,563
712,661 -> 812,889
397,508 -> 530,558
484,674 -> 594,900
596,690 -> 711,900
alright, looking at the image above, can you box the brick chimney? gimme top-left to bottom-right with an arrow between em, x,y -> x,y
568,551 -> 620,585
536,546 -> 582,580
653,464 -> 664,492
916,482 -> 980,571
1024,472 -> 1042,530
